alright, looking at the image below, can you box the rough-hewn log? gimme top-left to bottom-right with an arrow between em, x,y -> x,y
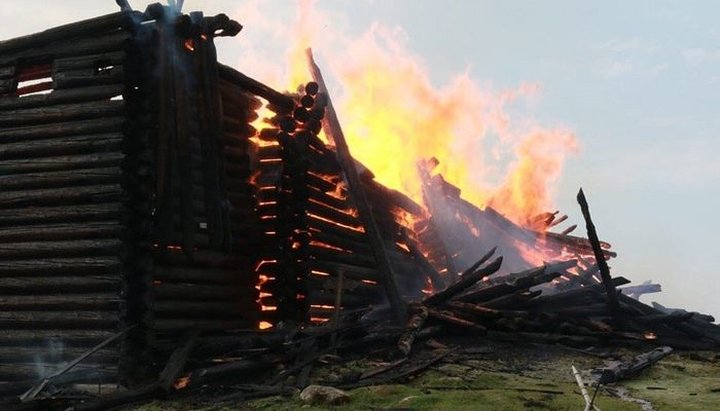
459,267 -> 562,303
397,304 -> 428,356
527,277 -> 630,308
0,276 -> 121,293
151,301 -> 247,317
0,31 -> 132,67
53,51 -> 125,71
53,66 -> 125,90
153,266 -> 240,284
0,167 -> 124,191
577,189 -> 622,325
306,260 -> 380,281
0,347 -> 118,365
153,283 -> 255,301
0,204 -> 125,226
217,63 -> 294,111
0,12 -> 139,55
594,346 -> 673,384
0,221 -> 124,243
151,319 -> 256,333
153,249 -> 248,268
423,253 -> 502,307
0,85 -> 124,111
427,308 -> 487,333
0,153 -> 125,175
0,294 -> 120,311
0,238 -> 123,260
0,184 -> 124,209
0,329 -> 116,346
0,117 -> 124,143
0,311 -> 119,328
0,100 -> 125,128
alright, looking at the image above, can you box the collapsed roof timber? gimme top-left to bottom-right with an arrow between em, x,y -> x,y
0,2 -> 717,409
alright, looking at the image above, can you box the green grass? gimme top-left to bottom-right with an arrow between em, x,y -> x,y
124,347 -> 720,411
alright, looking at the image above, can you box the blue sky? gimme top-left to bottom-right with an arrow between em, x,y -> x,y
2,1 -> 717,317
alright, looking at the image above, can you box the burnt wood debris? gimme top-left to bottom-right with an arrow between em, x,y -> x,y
0,2 -> 717,410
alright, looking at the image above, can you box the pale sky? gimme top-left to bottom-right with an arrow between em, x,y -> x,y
1,1 -> 718,318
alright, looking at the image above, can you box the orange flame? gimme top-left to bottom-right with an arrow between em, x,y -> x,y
236,1 -> 580,225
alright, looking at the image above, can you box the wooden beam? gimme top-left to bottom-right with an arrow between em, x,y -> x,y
305,48 -> 406,322
577,188 -> 622,326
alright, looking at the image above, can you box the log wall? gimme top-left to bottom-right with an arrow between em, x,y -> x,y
0,7 -> 261,385
0,10 -> 142,384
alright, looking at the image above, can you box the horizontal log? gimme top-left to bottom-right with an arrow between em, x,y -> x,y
306,185 -> 352,211
527,277 -> 631,307
306,214 -> 365,238
0,294 -> 120,311
218,80 -> 264,110
0,117 -> 124,143
217,63 -> 294,111
0,133 -> 123,160
0,238 -> 123,260
0,221 -> 124,243
0,84 -> 124,111
0,30 -> 132,67
53,51 -> 126,72
0,329 -> 117,346
153,283 -> 256,301
0,310 -> 119,329
0,257 -> 123,277
305,199 -> 361,229
307,245 -> 376,268
152,249 -> 249,268
483,289 -> 543,309
0,11 -> 140,54
151,319 -> 258,333
306,260 -> 380,281
306,289 -> 374,307
0,167 -> 124,191
0,66 -> 15,79
0,100 -> 124,127
0,184 -> 124,208
459,267 -> 552,303
423,253 -> 502,306
0,347 -> 118,369
0,203 -> 124,226
0,152 -> 125,176
0,276 -> 121,293
619,284 -> 662,296
153,266 -> 247,285
53,66 -> 125,90
151,300 -> 249,317
427,308 -> 487,333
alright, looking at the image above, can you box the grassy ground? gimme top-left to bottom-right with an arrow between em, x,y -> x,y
124,342 -> 719,411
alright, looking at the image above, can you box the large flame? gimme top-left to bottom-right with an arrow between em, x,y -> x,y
235,0 -> 579,225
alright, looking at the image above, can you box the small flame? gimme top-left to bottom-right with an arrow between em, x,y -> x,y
174,375 -> 190,390
644,332 -> 657,340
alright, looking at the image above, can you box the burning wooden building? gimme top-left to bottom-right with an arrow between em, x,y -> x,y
0,3 -> 438,385
2,3 -> 719,403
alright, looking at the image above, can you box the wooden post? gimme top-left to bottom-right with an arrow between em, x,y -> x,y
305,48 -> 406,322
577,188 -> 622,326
